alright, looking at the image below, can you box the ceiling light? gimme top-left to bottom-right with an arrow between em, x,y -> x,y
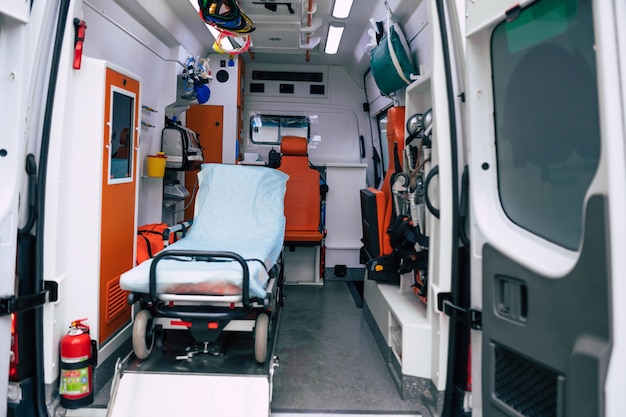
332,0 -> 354,19
325,24 -> 344,55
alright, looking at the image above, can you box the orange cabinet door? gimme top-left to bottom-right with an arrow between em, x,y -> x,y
184,105 -> 224,221
99,68 -> 139,343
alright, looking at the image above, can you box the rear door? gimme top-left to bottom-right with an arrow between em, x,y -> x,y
466,0 -> 622,416
0,4 -> 32,416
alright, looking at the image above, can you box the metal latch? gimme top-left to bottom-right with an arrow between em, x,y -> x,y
437,292 -> 482,330
0,281 -> 58,317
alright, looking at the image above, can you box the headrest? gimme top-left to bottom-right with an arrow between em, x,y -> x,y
119,128 -> 129,145
387,106 -> 405,145
280,136 -> 308,156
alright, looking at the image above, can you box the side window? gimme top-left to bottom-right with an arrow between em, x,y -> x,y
491,0 -> 600,250
377,113 -> 389,179
250,115 -> 310,144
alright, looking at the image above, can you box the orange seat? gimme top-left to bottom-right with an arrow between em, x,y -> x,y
114,127 -> 130,158
278,136 -> 324,245
361,106 -> 405,258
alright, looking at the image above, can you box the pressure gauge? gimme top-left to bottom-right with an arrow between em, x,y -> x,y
406,113 -> 423,136
422,108 -> 433,136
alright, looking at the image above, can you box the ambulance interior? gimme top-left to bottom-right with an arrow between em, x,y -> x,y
22,0 -> 467,416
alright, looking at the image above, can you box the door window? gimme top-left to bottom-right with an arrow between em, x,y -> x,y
109,89 -> 135,181
491,0 -> 600,250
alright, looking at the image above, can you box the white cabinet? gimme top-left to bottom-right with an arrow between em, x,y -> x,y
324,163 -> 367,270
362,0 -> 454,403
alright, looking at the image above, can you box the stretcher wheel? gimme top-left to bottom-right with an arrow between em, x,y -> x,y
254,313 -> 269,363
132,309 -> 154,360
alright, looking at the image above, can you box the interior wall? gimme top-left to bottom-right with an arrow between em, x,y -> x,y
81,0 -> 185,226
40,0 -> 194,383
243,64 -> 371,167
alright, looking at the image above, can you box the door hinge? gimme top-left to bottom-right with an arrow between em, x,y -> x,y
438,293 -> 482,330
0,281 -> 58,317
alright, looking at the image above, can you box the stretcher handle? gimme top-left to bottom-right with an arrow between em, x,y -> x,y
148,250 -> 251,308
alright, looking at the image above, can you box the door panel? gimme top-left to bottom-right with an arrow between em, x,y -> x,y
483,195 -> 611,417
466,1 -> 612,416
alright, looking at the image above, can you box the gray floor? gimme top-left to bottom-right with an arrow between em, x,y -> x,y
271,281 -> 421,414
89,281 -> 421,415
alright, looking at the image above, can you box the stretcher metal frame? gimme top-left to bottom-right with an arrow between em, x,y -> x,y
128,247 -> 285,364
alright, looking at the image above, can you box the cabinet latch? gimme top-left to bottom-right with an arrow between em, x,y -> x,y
437,292 -> 482,330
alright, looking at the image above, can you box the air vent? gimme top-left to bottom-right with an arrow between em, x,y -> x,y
494,345 -> 558,417
310,85 -> 325,95
106,277 -> 128,323
250,83 -> 265,93
253,71 -> 323,82
280,84 -> 294,94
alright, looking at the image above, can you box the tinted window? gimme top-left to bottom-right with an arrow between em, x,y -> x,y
377,114 -> 389,181
110,91 -> 134,180
249,115 -> 310,144
491,0 -> 599,250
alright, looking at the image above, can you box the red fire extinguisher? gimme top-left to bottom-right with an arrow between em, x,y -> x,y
59,318 -> 97,409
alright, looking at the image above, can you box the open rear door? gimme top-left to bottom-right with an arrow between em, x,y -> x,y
0,4 -> 32,416
466,0 -> 624,416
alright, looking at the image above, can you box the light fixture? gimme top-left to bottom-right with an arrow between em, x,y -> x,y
325,24 -> 344,54
332,0 -> 354,19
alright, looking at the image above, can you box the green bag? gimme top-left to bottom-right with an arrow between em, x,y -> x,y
369,25 -> 417,96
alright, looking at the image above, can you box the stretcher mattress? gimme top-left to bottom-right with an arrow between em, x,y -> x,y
120,163 -> 288,299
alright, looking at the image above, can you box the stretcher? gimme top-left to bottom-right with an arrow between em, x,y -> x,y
120,163 -> 288,363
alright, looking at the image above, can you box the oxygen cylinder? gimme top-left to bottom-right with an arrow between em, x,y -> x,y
59,319 -> 97,409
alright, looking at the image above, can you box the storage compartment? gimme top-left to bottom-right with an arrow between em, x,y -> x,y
365,278 -> 430,376
284,246 -> 321,284
389,315 -> 402,362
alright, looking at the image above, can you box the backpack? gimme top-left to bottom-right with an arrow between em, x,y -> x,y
136,223 -> 173,265
161,121 -> 204,171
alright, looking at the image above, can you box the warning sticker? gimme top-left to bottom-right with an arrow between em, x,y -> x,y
59,368 -> 89,395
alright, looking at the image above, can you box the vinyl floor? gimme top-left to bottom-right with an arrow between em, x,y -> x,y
271,281 -> 421,414
90,281 -> 422,415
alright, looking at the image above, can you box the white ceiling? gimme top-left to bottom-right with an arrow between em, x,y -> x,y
114,0 -> 403,75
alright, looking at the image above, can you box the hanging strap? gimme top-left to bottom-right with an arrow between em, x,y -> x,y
393,141 -> 402,174
139,234 -> 153,259
372,146 -> 381,187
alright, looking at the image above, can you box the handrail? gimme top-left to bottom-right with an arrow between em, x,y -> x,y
148,250 -> 252,320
